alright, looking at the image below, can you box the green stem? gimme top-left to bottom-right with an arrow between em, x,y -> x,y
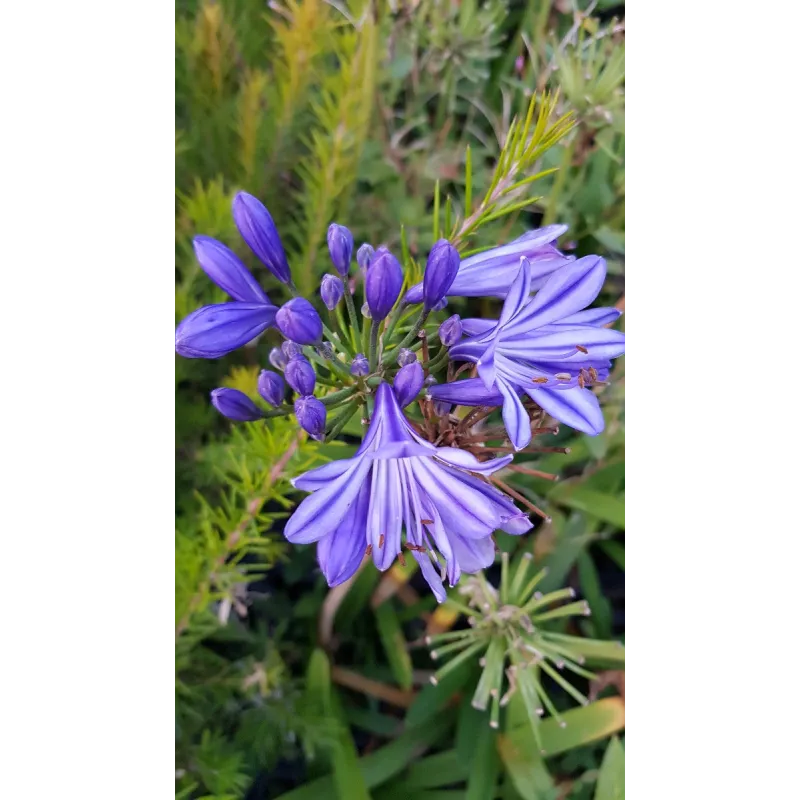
368,319 -> 380,371
382,301 -> 407,344
344,286 -> 361,345
320,385 -> 358,406
381,308 -> 430,368
325,311 -> 353,357
262,405 -> 294,419
425,346 -> 450,374
326,398 -> 361,439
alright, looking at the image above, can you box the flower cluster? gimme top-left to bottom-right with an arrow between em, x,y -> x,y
175,193 -> 624,601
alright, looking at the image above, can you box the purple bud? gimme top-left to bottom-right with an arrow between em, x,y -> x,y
269,347 -> 287,370
210,388 -> 263,421
320,274 -> 345,310
422,240 -> 460,309
394,362 -> 424,407
438,314 -> 462,347
285,357 -> 316,396
327,224 -> 354,276
397,348 -> 417,366
257,370 -> 285,407
281,340 -> 303,361
276,298 -> 323,344
318,342 -> 335,359
357,243 -> 375,271
294,396 -> 326,441
433,400 -> 452,417
192,236 -> 270,304
350,353 -> 370,376
232,192 -> 291,284
365,247 -> 403,321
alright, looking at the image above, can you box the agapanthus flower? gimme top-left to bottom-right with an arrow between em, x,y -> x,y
294,396 -> 326,441
210,388 -> 263,421
232,192 -> 291,284
405,225 -> 571,303
438,314 -> 463,347
257,370 -> 285,407
175,236 -> 278,359
285,356 -> 316,396
429,255 -> 624,448
327,224 -> 354,276
284,383 -> 533,600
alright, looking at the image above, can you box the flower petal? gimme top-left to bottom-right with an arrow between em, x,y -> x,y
460,318 -> 497,337
449,533 -> 495,573
499,326 -> 625,362
497,257 -> 533,328
498,379 -> 532,450
193,235 -> 270,304
412,550 -> 447,603
558,307 -> 622,327
526,385 -> 605,435
292,458 -> 358,491
283,457 -> 373,544
506,255 -> 607,332
433,448 -> 513,474
427,377 -> 505,407
317,482 -> 371,586
175,302 -> 277,359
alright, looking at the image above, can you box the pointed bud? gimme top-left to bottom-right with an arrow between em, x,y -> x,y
350,353 -> 369,376
327,223 -> 354,276
285,357 -> 316,396
438,314 -> 462,347
192,236 -> 270,303
357,243 -> 375,271
394,362 -> 424,407
276,298 -> 323,344
257,370 -> 285,407
422,240 -> 460,309
232,192 -> 291,284
210,388 -> 263,421
365,247 -> 403,321
269,347 -> 287,370
320,274 -> 345,310
295,396 -> 326,441
397,348 -> 417,366
281,340 -> 303,361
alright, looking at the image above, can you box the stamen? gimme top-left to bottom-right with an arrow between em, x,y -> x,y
554,372 -> 572,381
508,465 -> 560,481
531,377 -> 548,383
420,519 -> 434,525
398,551 -> 407,567
578,374 -> 585,389
379,534 -> 385,548
365,544 -> 373,556
490,477 -> 550,521
589,367 -> 598,382
575,344 -> 589,354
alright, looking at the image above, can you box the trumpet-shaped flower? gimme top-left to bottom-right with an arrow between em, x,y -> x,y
429,255 -> 624,448
284,383 -> 533,600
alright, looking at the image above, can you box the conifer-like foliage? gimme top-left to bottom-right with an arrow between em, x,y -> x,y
176,1 -> 625,797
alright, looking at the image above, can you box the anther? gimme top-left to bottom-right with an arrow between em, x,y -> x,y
420,519 -> 434,525
378,534 -> 385,548
532,377 -> 548,383
365,544 -> 373,556
398,551 -> 406,567
578,374 -> 585,389
555,372 -> 571,381
575,344 -> 589,354
430,676 -> 438,686
589,367 -> 598,382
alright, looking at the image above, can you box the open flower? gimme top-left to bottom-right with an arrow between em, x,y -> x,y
405,225 -> 572,303
284,383 -> 532,600
429,255 -> 624,448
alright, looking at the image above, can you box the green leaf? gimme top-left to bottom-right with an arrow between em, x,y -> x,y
538,512 -> 598,594
466,723 -> 501,800
577,551 -> 613,640
406,655 -> 475,728
497,733 -> 556,800
598,539 -> 625,571
403,750 -> 467,790
594,737 -> 625,800
374,601 -> 414,690
547,484 -> 625,529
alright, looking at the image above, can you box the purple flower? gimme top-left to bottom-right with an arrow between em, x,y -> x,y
351,353 -> 369,376
284,383 -> 533,600
321,274 -> 345,310
365,247 -> 403,321
327,224 -> 354,276
294,396 -> 326,441
430,256 -> 625,448
210,388 -> 263,421
269,346 -> 287,370
281,340 -> 303,361
394,362 -> 424,407
405,225 -> 572,303
422,239 -> 460,309
285,357 -> 316,396
357,243 -> 374,271
175,236 -> 278,359
232,192 -> 291,284
397,348 -> 417,366
438,314 -> 462,347
276,298 -> 323,345
258,370 -> 285,407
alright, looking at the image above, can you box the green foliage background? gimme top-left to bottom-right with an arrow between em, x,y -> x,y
175,1 -> 625,798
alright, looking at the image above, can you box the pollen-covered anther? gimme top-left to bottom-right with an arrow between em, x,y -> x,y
365,544 -> 373,556
378,534 -> 385,548
554,373 -> 572,381
397,551 -> 407,567
575,344 -> 589,353
532,377 -> 548,383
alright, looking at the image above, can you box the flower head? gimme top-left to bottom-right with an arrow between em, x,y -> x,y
294,396 -> 326,441
405,225 -> 572,303
365,246 -> 403,321
422,239 -> 460,309
232,192 -> 291,284
284,383 -> 533,600
210,388 -> 263,421
327,224 -> 354,276
430,256 -> 624,448
276,298 -> 323,345
257,370 -> 285,407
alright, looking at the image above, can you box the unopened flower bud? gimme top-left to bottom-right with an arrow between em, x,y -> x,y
257,370 -> 285,407
210,388 -> 263,421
